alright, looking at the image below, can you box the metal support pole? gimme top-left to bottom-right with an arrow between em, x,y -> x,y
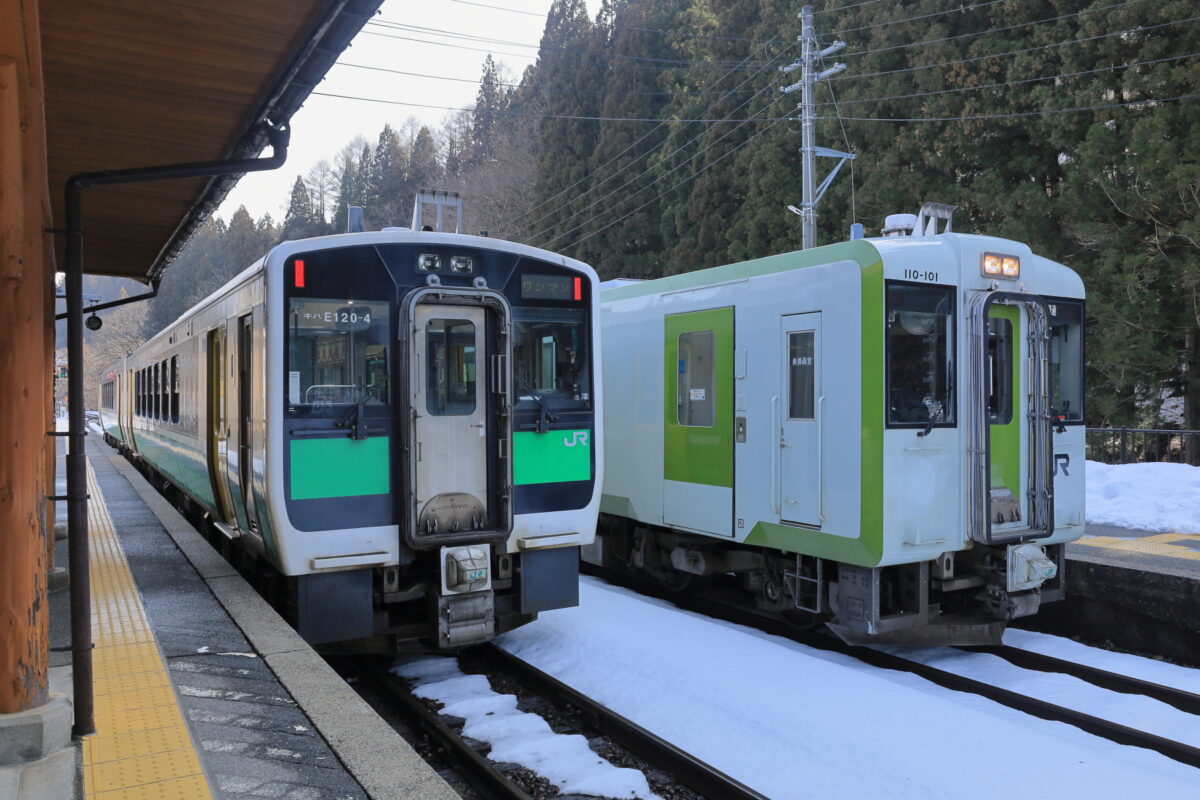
62,121 -> 289,739
799,6 -> 816,250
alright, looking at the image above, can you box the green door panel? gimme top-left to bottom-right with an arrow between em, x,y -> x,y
290,436 -> 390,500
513,429 -> 592,485
989,304 -> 1021,495
664,308 -> 734,488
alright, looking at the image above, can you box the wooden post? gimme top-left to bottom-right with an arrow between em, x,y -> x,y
0,0 -> 52,715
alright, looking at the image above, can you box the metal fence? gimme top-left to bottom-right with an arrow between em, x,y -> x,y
1085,428 -> 1200,466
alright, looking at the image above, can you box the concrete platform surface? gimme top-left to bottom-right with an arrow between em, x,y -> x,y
60,439 -> 457,800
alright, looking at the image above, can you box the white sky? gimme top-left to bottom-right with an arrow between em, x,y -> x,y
218,0 -> 599,222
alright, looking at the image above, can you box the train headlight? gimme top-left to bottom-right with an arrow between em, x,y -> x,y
418,253 -> 441,272
982,252 -> 1019,279
450,256 -> 473,273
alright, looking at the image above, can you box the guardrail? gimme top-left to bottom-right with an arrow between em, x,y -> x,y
1086,428 -> 1200,466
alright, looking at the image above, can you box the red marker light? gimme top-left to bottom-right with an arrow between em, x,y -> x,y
573,277 -> 582,301
294,260 -> 305,288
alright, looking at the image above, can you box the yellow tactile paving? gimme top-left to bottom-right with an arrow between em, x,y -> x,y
83,463 -> 215,800
1076,532 -> 1200,561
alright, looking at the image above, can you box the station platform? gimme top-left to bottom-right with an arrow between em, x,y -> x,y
1025,523 -> 1200,666
47,439 -> 457,800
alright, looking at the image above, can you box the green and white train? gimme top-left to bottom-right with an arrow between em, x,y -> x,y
592,206 -> 1085,645
100,199 -> 600,650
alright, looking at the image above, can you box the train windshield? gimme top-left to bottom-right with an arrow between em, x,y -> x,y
513,307 -> 591,411
886,282 -> 956,426
1048,299 -> 1084,423
286,298 -> 391,416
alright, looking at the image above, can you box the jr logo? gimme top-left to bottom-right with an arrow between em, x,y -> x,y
563,431 -> 590,448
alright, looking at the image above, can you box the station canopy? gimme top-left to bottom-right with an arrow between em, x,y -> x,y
42,0 -> 382,282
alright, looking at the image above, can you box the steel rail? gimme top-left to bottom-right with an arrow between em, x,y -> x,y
354,665 -> 529,800
582,564 -> 1200,770
476,644 -> 769,800
964,644 -> 1200,717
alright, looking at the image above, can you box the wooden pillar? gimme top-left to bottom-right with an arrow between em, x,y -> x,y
0,0 -> 52,714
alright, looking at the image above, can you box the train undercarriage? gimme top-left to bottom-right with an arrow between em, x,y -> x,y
589,513 -> 1066,647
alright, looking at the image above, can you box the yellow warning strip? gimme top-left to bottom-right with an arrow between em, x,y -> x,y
1076,532 -> 1200,561
82,462 -> 215,800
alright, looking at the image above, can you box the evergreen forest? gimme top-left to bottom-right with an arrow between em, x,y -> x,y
96,0 -> 1197,430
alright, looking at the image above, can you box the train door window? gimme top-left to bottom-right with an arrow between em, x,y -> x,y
170,356 -> 180,423
986,318 -> 1014,425
677,330 -> 715,427
1048,299 -> 1084,423
425,319 -> 476,416
886,282 -> 956,427
788,331 -> 816,419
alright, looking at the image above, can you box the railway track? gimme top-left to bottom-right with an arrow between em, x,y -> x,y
349,646 -> 768,800
582,564 -> 1200,770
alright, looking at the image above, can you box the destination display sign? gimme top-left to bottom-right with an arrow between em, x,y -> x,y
521,274 -> 574,301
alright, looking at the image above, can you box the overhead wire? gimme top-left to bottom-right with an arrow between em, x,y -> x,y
819,92 -> 1200,122
522,40 -> 800,245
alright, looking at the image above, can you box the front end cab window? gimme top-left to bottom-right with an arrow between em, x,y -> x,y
513,306 -> 591,412
1047,298 -> 1085,423
886,281 -> 956,427
284,249 -> 394,418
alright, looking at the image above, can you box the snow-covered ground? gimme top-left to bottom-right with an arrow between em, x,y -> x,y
497,577 -> 1200,800
1086,460 -> 1200,533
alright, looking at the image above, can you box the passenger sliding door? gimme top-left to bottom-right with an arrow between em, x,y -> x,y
206,325 -> 240,533
779,313 -> 823,527
663,308 -> 734,537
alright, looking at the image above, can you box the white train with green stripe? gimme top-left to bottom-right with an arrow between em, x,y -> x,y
99,192 -> 601,650
593,205 -> 1085,645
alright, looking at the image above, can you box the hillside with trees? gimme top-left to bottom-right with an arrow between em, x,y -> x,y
92,0 -> 1195,431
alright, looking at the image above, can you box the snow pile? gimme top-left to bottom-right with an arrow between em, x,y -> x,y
498,578 -> 1200,799
1086,460 -> 1200,533
392,656 -> 658,799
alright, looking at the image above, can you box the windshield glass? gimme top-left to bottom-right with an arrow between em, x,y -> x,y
513,307 -> 590,411
1048,299 -> 1084,423
287,298 -> 390,417
886,282 -> 956,426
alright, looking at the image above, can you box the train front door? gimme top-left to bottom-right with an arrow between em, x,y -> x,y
663,308 -> 734,537
206,325 -> 240,535
411,303 -> 490,536
779,313 -> 822,527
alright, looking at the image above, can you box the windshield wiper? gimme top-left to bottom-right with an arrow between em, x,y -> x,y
337,400 -> 368,440
918,373 -> 953,438
518,376 -> 559,433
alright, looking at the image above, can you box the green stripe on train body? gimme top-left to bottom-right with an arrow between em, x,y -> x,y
663,307 -> 735,488
289,436 -> 390,500
513,429 -> 592,485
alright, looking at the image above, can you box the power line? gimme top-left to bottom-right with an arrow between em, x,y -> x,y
816,0 -> 882,16
446,0 -> 778,43
502,35 -> 796,232
814,51 -> 1200,107
839,0 -> 1154,60
334,60 -> 768,96
558,116 -> 789,252
830,16 -> 1200,83
829,0 -> 1011,37
366,19 -> 775,67
522,43 -> 798,244
310,91 -> 791,123
821,92 -> 1200,122
361,28 -> 773,70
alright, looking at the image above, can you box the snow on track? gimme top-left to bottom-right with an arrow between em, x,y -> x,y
393,656 -> 659,799
498,577 -> 1200,800
1005,629 -> 1200,695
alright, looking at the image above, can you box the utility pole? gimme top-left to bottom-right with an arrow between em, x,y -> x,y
781,5 -> 855,249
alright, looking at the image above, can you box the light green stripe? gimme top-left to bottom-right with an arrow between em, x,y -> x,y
989,304 -> 1021,494
663,308 -> 734,488
290,436 -> 390,499
513,429 -> 592,484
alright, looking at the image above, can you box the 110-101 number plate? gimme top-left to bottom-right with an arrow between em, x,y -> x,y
903,269 -> 940,282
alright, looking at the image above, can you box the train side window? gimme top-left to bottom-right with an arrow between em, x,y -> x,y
134,371 -> 141,416
286,297 -> 391,416
677,330 -> 715,427
160,360 -> 169,420
170,356 -> 180,423
1048,299 -> 1084,423
153,363 -> 160,419
788,331 -> 816,420
425,319 -> 477,416
987,317 -> 1014,425
886,282 -> 956,427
